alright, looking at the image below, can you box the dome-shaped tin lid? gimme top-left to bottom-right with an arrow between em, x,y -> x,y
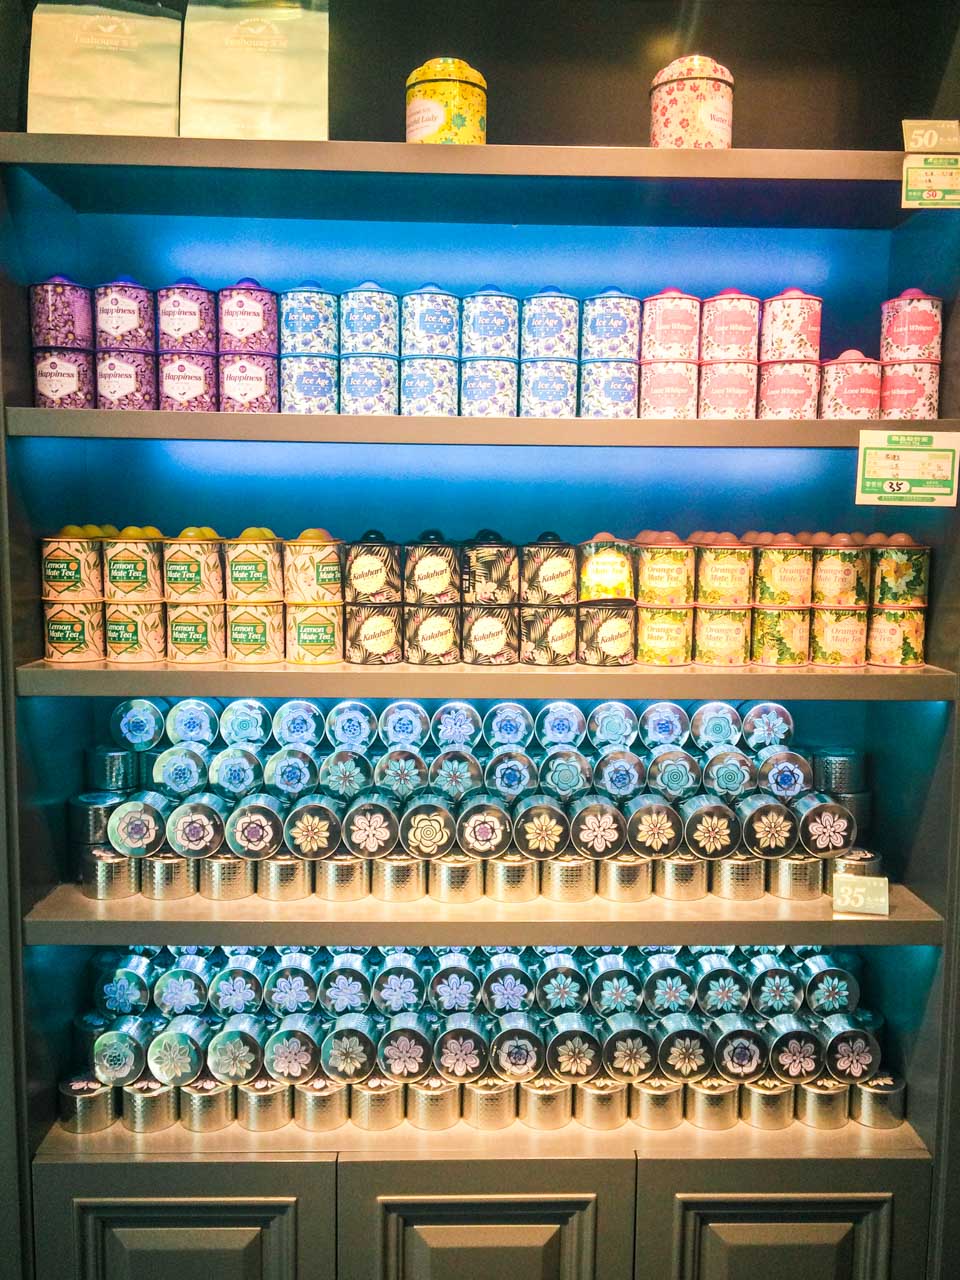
38,274 -> 85,286
346,280 -> 397,296
99,275 -> 146,288
465,285 -> 516,298
585,286 -> 641,301
406,282 -> 458,297
170,277 -> 205,287
822,348 -> 879,366
882,286 -> 941,305
231,277 -> 270,289
524,285 -> 578,301
406,57 -> 486,91
651,55 -> 734,90
705,287 -> 760,303
643,286 -> 700,302
285,279 -> 331,291
764,287 -> 822,303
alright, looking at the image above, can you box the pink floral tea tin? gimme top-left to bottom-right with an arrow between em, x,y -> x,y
96,351 -> 157,410
698,361 -> 758,420
639,361 -> 699,419
700,290 -> 760,361
880,360 -> 940,421
758,360 -> 820,419
159,354 -> 218,412
30,276 -> 93,350
641,290 -> 701,362
94,278 -> 155,353
34,349 -> 95,408
219,355 -> 279,413
649,55 -> 734,150
819,350 -> 880,420
760,289 -> 822,362
880,288 -> 941,362
218,279 -> 278,356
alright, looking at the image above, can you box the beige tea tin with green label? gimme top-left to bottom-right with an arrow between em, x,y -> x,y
41,535 -> 103,600
812,545 -> 870,607
635,543 -> 695,606
167,602 -> 226,664
754,545 -> 813,607
44,600 -> 105,662
284,536 -> 343,604
105,601 -> 166,663
695,545 -> 753,606
866,608 -> 925,667
694,606 -> 751,666
636,607 -> 693,665
226,603 -> 285,664
164,537 -> 224,600
225,536 -> 284,602
751,607 -> 810,666
103,537 -> 163,600
286,603 -> 343,665
811,607 -> 867,667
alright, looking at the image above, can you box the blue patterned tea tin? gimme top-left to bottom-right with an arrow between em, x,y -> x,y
400,357 -> 458,416
272,699 -> 325,749
401,285 -> 460,357
263,746 -> 321,801
461,287 -> 519,359
521,288 -> 580,361
325,700 -> 378,752
535,955 -> 589,1014
208,746 -> 264,801
220,698 -> 272,747
485,747 -> 538,802
587,701 -> 639,750
428,748 -> 483,801
280,356 -> 338,414
594,747 -> 646,801
581,288 -> 642,361
379,700 -> 431,749
339,355 -> 399,415
535,701 -> 587,747
279,283 -> 338,356
539,746 -> 593,801
431,700 -> 482,751
339,282 -> 399,356
520,358 -> 578,417
639,701 -> 690,749
579,360 -> 639,418
690,700 -> 742,749
319,750 -> 373,799
459,358 -> 518,416
110,697 -> 169,751
165,698 -> 221,746
702,747 -> 758,800
483,701 -> 534,748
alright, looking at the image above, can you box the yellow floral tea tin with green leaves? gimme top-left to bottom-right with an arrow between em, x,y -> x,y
406,57 -> 487,144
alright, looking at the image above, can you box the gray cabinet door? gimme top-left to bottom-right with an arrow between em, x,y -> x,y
33,1154 -> 336,1280
337,1153 -> 637,1280
635,1155 -> 932,1280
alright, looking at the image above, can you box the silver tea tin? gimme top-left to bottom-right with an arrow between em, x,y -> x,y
624,794 -> 683,857
456,793 -> 513,859
371,855 -> 427,901
258,854 -> 313,901
629,1075 -> 684,1129
430,853 -> 484,903
70,791 -> 127,846
80,846 -> 141,900
567,794 -> 627,859
541,855 -> 596,903
796,1077 -> 850,1129
108,791 -> 175,857
141,852 -> 199,899
710,854 -> 765,900
748,954 -> 803,1017
208,746 -> 265,801
86,745 -> 137,792
154,955 -> 214,1017
518,1077 -> 573,1129
767,855 -> 823,900
695,956 -> 751,1016
434,1014 -> 491,1084
343,792 -> 401,859
850,1074 -> 905,1128
316,855 -> 370,901
822,1014 -> 881,1085
657,1012 -> 712,1083
377,1014 -> 435,1083
740,1076 -> 794,1129
597,853 -> 653,901
512,793 -> 570,859
147,1015 -> 214,1086
209,954 -> 267,1016
93,1015 -> 155,1086
264,1013 -> 327,1084
685,1077 -> 739,1130
544,1013 -> 603,1084
59,1075 -> 118,1133
208,1014 -> 271,1085
601,1013 -> 658,1084
800,955 -> 860,1014
226,792 -> 288,861
321,1014 -> 379,1083
407,1076 -> 462,1130
351,1075 -> 405,1130
709,1013 -> 768,1083
121,1077 -> 179,1133
654,854 -> 708,900
264,952 -> 321,1017
485,853 -> 539,902
110,697 -> 169,752
813,748 -> 866,794
574,1078 -> 628,1129
823,847 -> 883,894
372,953 -> 426,1016
462,1076 -> 517,1128
401,792 -> 458,860
199,853 -> 256,900
318,953 -> 373,1017
792,792 -> 857,857
236,1077 -> 293,1131
764,1015 -> 825,1085
293,1077 -> 350,1131
165,792 -> 230,858
679,793 -> 740,860
642,954 -> 696,1016
179,1077 -> 235,1132
490,1012 -> 546,1082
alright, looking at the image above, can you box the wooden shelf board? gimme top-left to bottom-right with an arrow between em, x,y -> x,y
15,660 -> 958,701
34,1115 -> 930,1163
23,882 -> 944,947
4,408 -> 907,448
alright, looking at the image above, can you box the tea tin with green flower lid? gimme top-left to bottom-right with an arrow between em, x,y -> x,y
319,750 -> 373,800
220,698 -> 273,747
374,749 -> 429,800
429,749 -> 483,802
588,956 -> 643,1017
747,953 -> 803,1016
536,954 -> 589,1014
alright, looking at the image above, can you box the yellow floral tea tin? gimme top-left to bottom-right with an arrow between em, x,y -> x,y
811,607 -> 867,667
694,606 -> 751,666
751,607 -> 810,666
871,544 -> 929,608
406,57 -> 487,145
164,537 -> 224,601
636,607 -> 694,665
812,544 -> 870,607
635,542 -> 695,606
105,601 -> 166,663
866,608 -> 925,667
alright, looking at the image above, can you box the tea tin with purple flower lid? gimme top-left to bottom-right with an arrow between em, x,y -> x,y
31,275 -> 93,349
218,279 -> 278,355
95,278 -> 155,352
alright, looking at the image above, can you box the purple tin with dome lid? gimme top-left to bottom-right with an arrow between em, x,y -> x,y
218,278 -> 278,355
30,275 -> 93,350
94,277 -> 156,352
158,278 -> 217,354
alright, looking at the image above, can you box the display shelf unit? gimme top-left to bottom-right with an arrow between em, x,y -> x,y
22,881 -> 944,947
3,6 -> 960,1276
15,660 -> 959,700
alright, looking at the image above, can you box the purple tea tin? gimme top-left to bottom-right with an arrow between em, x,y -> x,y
159,354 -> 218,412
218,279 -> 279,355
30,276 -> 93,350
95,278 -> 155,352
97,351 -> 157,410
34,349 -> 95,408
158,279 -> 217,354
219,354 -> 279,413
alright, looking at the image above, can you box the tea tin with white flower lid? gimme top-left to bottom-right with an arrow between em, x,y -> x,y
538,746 -> 593,801
649,55 -> 734,150
587,955 -> 642,1017
147,1015 -> 213,1086
428,748 -> 483,803
434,1013 -> 491,1083
455,792 -> 512,858
511,793 -> 570,859
623,793 -> 682,857
800,954 -> 860,1012
92,1015 -> 155,1086
489,1013 -> 546,1082
545,1013 -> 603,1084
880,288 -> 942,361
207,1014 -> 270,1085
568,794 -> 627,859
377,1013 -> 435,1082
642,954 -> 696,1015
822,1014 -> 880,1085
107,791 -> 174,857
479,954 -> 534,1015
657,1013 -> 712,1083
601,1014 -> 657,1084
587,701 -> 638,751
264,952 -> 322,1016
735,794 -> 798,858
757,748 -> 813,800
426,951 -> 481,1014
646,746 -> 702,801
94,954 -> 157,1017
321,1014 -> 379,1083
372,953 -> 426,1015
318,953 -> 374,1017
792,792 -> 857,857
165,791 -> 230,858
319,751 -> 373,803
400,792 -> 457,859
154,954 -> 214,1017
209,954 -> 268,1017
342,791 -> 400,858
740,701 -> 794,749
283,794 -> 343,859
208,746 -> 264,802
263,1013 -> 326,1084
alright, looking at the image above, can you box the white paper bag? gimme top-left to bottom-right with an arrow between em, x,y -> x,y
28,1 -> 181,136
179,0 -> 329,140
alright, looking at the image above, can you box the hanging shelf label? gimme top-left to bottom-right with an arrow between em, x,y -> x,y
856,430 -> 960,506
902,120 -> 960,151
832,872 -> 890,917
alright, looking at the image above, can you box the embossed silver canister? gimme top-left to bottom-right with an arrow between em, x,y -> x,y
259,854 -> 313,901
764,1014 -> 825,1085
679,793 -> 740,860
93,1015 -> 155,1086
695,955 -> 750,1016
154,954 -> 215,1017
710,854 -> 765,900
821,1013 -> 880,1085
343,791 -> 400,859
796,1077 -> 850,1129
490,1012 -> 546,1082
768,854 -> 823,900
94,954 -> 157,1017
70,791 -> 127,845
823,847 -> 883,894
813,748 -> 866,794
236,1077 -> 293,1131
86,745 -> 137,793
377,1013 -> 435,1083
408,1076 -> 462,1130
740,1076 -> 794,1129
624,794 -> 683,858
352,1075 -> 406,1130
792,792 -> 857,858
518,1077 -> 573,1129
110,697 -> 169,751
800,954 -> 860,1014
59,1075 -> 118,1133
430,853 -> 484,903
150,743 -> 213,801
708,1013 -> 768,1083
165,791 -> 230,858
180,1076 -> 235,1132
657,1012 -> 712,1083
317,953 -> 373,1018
226,792 -> 288,860
371,854 -> 427,901
199,853 -> 256,900
462,1076 -> 516,1128
321,1013 -> 379,1084
293,1077 -> 350,1130
263,1013 -> 327,1084
735,793 -> 798,859
400,791 -> 457,859
575,1078 -> 629,1129
544,1013 -> 603,1084
80,846 -> 141,900
316,855 -> 370,901
629,1075 -> 684,1129
141,853 -> 198,899
147,1014 -> 214,1086
748,954 -> 803,1017
220,698 -> 273,746
541,855 -> 596,902
107,791 -> 174,857
601,1013 -> 658,1084
208,1014 -> 272,1084
434,1013 -> 491,1084
264,952 -> 321,1017
686,1076 -> 739,1130
655,853 -> 708,900
371,952 -> 425,1016
486,853 -> 539,902
456,792 -> 513,858
567,793 -> 627,859
121,1076 -> 179,1132
851,1073 -> 905,1128
209,954 -> 267,1017
598,852 -> 654,901
208,745 -> 265,802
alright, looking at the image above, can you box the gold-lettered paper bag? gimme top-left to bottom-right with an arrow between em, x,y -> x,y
179,0 -> 329,140
28,1 -> 182,136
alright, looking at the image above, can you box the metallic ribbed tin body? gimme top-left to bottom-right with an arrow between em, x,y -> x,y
236,1078 -> 293,1130
141,852 -> 198,899
351,1077 -> 405,1130
86,746 -> 137,792
407,1077 -> 462,1130
80,846 -> 141,900
823,848 -> 883,893
629,1076 -> 684,1129
837,791 -> 872,837
574,1078 -> 628,1129
597,853 -> 653,901
518,1078 -> 573,1129
200,853 -> 256,900
541,854 -> 596,902
796,1078 -> 850,1128
767,855 -> 823,900
371,855 -> 427,901
813,749 -> 866,793
741,1077 -> 795,1129
70,791 -> 126,845
430,853 -> 483,903
316,856 -> 370,900
655,854 -> 707,900
462,1077 -> 517,1128
851,1075 -> 905,1128
59,1076 -> 118,1133
293,1078 -> 350,1130
258,854 -> 313,901
686,1077 -> 739,1129
710,854 -> 764,900
179,1078 -> 235,1131
485,853 -> 539,902
121,1079 -> 178,1132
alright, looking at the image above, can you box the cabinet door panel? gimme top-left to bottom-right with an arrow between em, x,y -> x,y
33,1156 -> 336,1280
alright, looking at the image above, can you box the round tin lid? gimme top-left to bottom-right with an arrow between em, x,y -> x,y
650,54 -> 733,89
263,1025 -> 323,1083
738,798 -> 798,858
318,965 -> 373,1018
166,797 -> 227,858
154,967 -> 208,1017
646,748 -> 702,801
400,794 -> 457,858
209,966 -> 265,1017
38,274 -> 86,286
485,748 -> 538,802
455,795 -> 512,857
883,286 -> 941,305
489,1022 -> 545,1082
768,1026 -> 825,1083
589,966 -> 643,1016
587,701 -> 639,750
165,699 -> 220,746
207,1024 -> 265,1084
482,701 -> 534,748
639,701 -> 690,749
342,794 -> 400,858
805,967 -> 860,1014
643,966 -> 696,1016
377,1020 -> 434,1082
344,280 -> 397,296
406,56 -> 487,91
229,277 -> 272,292
220,699 -> 273,746
430,701 -> 483,751
822,348 -> 879,366
657,1025 -> 712,1082
374,749 -> 429,800
624,795 -> 682,857
569,797 -> 627,859
379,700 -> 431,749
702,748 -> 758,800
147,1027 -> 205,1086
319,750 -> 373,800
765,287 -> 822,303
464,286 -> 515,299
372,960 -> 427,1015
704,287 -> 760,303
272,700 -> 325,749
264,965 -> 319,1016
225,800 -> 286,860
696,968 -> 750,1015
824,1025 -> 880,1084
427,959 -> 481,1014
283,796 -> 343,859
99,276 -> 147,290
535,700 -> 587,748
593,748 -> 646,802
535,962 -> 589,1015
749,965 -> 803,1015
320,1020 -> 378,1083
602,1021 -> 657,1083
405,282 -> 458,298
643,286 -> 700,302
713,1026 -> 768,1082
110,698 -> 167,751
285,279 -> 334,293
741,701 -> 794,749
682,801 -> 740,860
690,701 -> 742,749
208,746 -> 264,800
545,1022 -> 602,1083
107,797 -> 169,857
428,748 -> 483,802
539,746 -> 593,801
433,1022 -> 490,1082
524,285 -> 578,302
325,700 -> 378,752
264,747 -> 320,801
757,750 -> 813,800
796,800 -> 857,857
93,1026 -> 148,1085
481,963 -> 535,1015
512,796 -> 570,859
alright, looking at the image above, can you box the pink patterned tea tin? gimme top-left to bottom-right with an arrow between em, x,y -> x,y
159,354 -> 219,412
30,276 -> 93,350
760,289 -> 822,362
219,355 -> 279,413
758,360 -> 820,419
158,279 -> 217,354
700,290 -> 760,361
649,55 -> 734,150
639,361 -> 698,419
94,278 -> 155,352
880,288 -> 942,362
96,352 -> 157,410
819,350 -> 880,420
698,360 -> 758,420
641,290 -> 701,361
218,280 -> 278,355
34,349 -> 95,408
880,360 -> 940,421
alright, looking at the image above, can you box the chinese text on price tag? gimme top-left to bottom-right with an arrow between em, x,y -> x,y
856,431 -> 960,506
901,120 -> 960,208
832,873 -> 890,917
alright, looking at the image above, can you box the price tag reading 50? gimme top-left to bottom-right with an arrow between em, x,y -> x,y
832,873 -> 890,917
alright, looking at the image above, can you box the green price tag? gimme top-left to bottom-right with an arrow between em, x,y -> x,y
902,154 -> 960,207
832,873 -> 889,917
856,430 -> 959,506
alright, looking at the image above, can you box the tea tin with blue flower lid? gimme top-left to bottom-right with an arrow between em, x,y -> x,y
321,1013 -> 379,1083
623,793 -> 682,857
401,285 -> 460,357
483,701 -> 534,748
272,699 -> 325,749
434,1013 -> 490,1083
485,747 -> 537,802
735,794 -> 798,858
208,745 -> 264,801
694,955 -> 751,1015
490,1013 -> 546,1081
757,748 -> 813,800
701,746 -> 757,800
264,952 -> 321,1016
340,282 -> 399,357
639,701 -> 690,749
461,288 -> 519,359
400,791 -> 457,859
455,792 -> 513,857
690,700 -> 742,749
740,700 -> 794,749
593,747 -> 646,801
319,749 -> 373,799
709,1013 -> 768,1083
283,794 -> 344,859
535,700 -> 587,747
480,954 -> 535,1014
536,955 -> 589,1014
225,792 -> 287,860
110,697 -> 169,751
342,791 -> 400,858
545,1012 -> 603,1084
150,743 -> 212,800
588,956 -> 643,1016
587,700 -> 638,750
377,1013 -> 435,1082
220,698 -> 273,747
375,749 -> 429,800
318,953 -> 374,1016
521,288 -> 580,361
264,746 -> 320,802
427,951 -> 481,1013
581,288 -> 642,362
209,953 -> 268,1016
165,698 -> 221,746
279,282 -> 338,357
372,953 -> 426,1015
428,748 -> 483,801
747,953 -> 803,1016
460,357 -> 518,416
154,954 -> 214,1017
326,700 -> 378,752
431,700 -> 482,750
642,954 -> 696,1016
512,794 -> 570,859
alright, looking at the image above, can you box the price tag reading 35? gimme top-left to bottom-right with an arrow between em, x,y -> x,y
856,430 -> 960,506
832,873 -> 890,917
